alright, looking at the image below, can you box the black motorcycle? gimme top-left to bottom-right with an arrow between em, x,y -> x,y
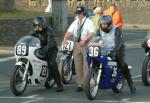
142,31 -> 150,86
59,40 -> 75,84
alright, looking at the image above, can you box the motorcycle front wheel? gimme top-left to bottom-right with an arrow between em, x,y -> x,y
84,68 -> 101,100
59,58 -> 73,84
10,65 -> 27,96
142,56 -> 150,86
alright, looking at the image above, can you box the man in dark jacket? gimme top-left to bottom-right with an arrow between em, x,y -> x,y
30,16 -> 63,92
91,15 -> 136,94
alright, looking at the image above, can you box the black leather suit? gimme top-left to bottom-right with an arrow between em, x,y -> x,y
29,27 -> 62,87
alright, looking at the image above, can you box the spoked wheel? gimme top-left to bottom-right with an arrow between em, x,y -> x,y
60,59 -> 73,84
10,66 -> 27,96
112,77 -> 125,93
84,68 -> 101,100
44,78 -> 55,88
142,56 -> 150,86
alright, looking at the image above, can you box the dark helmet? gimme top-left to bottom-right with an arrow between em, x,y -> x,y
100,15 -> 112,24
100,15 -> 112,33
33,16 -> 47,32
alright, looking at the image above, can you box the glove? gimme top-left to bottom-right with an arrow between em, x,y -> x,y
40,47 -> 47,54
34,49 -> 43,58
107,51 -> 116,59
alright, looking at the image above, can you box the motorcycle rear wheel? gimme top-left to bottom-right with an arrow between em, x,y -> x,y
10,65 -> 27,96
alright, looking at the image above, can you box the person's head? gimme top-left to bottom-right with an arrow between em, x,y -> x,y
110,4 -> 117,14
33,16 -> 47,32
100,15 -> 112,33
94,7 -> 103,15
74,6 -> 85,19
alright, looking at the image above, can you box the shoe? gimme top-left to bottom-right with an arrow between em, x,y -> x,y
129,84 -> 136,94
56,85 -> 63,92
76,85 -> 83,92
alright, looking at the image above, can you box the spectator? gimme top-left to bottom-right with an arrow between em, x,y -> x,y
91,7 -> 103,32
104,4 -> 123,30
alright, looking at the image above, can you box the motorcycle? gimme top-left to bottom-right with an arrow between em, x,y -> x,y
142,31 -> 150,86
84,46 -> 125,100
59,40 -> 75,84
10,36 -> 55,96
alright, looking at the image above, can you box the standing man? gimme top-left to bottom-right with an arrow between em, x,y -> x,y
63,6 -> 95,91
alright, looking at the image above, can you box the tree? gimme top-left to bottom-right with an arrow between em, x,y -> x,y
52,0 -> 68,35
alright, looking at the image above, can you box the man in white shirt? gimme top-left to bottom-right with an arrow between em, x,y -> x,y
63,6 -> 95,91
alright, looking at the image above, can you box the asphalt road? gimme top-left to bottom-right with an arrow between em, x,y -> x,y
0,29 -> 150,103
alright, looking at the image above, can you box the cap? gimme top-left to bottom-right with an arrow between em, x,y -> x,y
74,6 -> 85,14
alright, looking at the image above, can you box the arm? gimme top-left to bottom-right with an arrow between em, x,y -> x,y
113,11 -> 123,28
113,27 -> 124,52
79,20 -> 96,46
63,32 -> 73,43
43,28 -> 58,52
63,21 -> 75,43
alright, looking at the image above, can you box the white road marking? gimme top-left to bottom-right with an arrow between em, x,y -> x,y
121,98 -> 130,102
22,98 -> 44,103
132,75 -> 141,79
0,56 -> 15,62
0,94 -> 39,99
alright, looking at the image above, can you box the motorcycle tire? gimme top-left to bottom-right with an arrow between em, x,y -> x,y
10,65 -> 27,96
142,56 -> 150,86
59,59 -> 73,84
84,68 -> 100,100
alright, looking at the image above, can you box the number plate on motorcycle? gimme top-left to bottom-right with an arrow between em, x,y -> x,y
88,46 -> 100,57
16,44 -> 29,56
62,40 -> 74,51
40,65 -> 48,78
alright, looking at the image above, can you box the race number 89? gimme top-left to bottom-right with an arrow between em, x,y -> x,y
16,44 -> 28,56
89,46 -> 99,57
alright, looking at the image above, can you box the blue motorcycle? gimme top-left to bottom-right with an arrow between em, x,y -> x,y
84,46 -> 125,100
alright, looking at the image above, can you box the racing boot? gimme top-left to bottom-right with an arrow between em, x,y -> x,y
122,65 -> 136,94
52,62 -> 63,92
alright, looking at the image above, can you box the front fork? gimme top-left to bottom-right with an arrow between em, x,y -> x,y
22,60 -> 29,81
16,60 -> 29,82
96,64 -> 102,85
90,62 -> 102,85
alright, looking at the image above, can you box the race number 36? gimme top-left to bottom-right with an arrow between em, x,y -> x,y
89,46 -> 99,57
16,44 -> 28,56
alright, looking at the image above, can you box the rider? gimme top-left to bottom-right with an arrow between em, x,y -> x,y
91,15 -> 136,94
29,16 -> 63,92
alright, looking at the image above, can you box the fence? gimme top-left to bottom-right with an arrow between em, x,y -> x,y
68,0 -> 150,12
15,0 -> 150,11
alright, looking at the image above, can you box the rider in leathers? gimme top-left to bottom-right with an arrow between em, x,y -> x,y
91,15 -> 136,94
29,16 -> 63,92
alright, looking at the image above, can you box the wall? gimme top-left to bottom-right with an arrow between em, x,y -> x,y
0,17 -> 52,46
0,0 -> 15,10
